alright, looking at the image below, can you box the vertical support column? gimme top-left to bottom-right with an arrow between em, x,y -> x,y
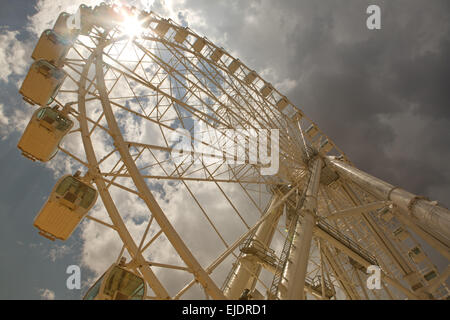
280,157 -> 323,300
223,194 -> 284,299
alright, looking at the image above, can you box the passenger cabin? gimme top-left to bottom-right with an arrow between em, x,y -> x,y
154,19 -> 171,37
32,30 -> 71,67
174,27 -> 189,44
260,83 -> 274,98
210,47 -> 224,63
53,5 -> 94,39
20,60 -> 66,106
83,264 -> 146,300
244,70 -> 257,85
192,37 -> 206,53
393,226 -> 410,242
305,124 -> 319,140
34,174 -> 98,241
276,97 -> 289,111
379,207 -> 394,222
53,12 -> 78,39
408,246 -> 426,264
423,270 -> 438,282
228,59 -> 241,75
93,3 -> 123,30
17,107 -> 73,162
319,138 -> 333,154
74,4 -> 95,35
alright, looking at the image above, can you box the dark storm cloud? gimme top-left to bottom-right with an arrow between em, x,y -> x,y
175,0 -> 450,205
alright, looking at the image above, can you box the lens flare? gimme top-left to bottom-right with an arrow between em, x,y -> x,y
121,14 -> 144,37
112,3 -> 143,38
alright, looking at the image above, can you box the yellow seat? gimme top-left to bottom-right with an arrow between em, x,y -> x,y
83,264 -> 146,300
19,60 -> 66,106
32,30 -> 71,67
34,174 -> 98,241
17,107 -> 73,162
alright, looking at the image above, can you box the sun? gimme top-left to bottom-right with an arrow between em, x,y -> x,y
111,4 -> 144,38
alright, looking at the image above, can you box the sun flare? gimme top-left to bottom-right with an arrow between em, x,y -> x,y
121,14 -> 144,38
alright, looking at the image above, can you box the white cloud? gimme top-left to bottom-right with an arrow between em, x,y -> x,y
0,102 -> 34,140
0,104 -> 10,139
39,288 -> 56,300
48,244 -> 72,262
0,30 -> 28,82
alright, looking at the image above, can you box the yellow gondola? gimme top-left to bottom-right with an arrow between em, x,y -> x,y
53,5 -> 94,38
19,59 -> 66,106
75,4 -> 95,35
93,3 -> 123,30
83,263 -> 146,300
34,173 -> 98,241
17,106 -> 73,162
32,29 -> 71,68
53,12 -> 77,39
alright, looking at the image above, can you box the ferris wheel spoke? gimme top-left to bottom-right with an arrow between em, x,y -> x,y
174,50 -> 293,153
146,142 -> 232,249
183,42 -> 290,137
121,140 -> 268,185
133,44 -> 246,131
101,53 -> 230,129
57,146 -> 89,167
139,229 -> 163,254
85,214 -> 118,231
152,41 -> 263,132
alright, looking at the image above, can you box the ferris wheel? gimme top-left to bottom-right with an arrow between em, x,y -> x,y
17,2 -> 450,300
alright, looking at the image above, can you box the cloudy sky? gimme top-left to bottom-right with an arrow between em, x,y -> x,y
0,0 -> 449,299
